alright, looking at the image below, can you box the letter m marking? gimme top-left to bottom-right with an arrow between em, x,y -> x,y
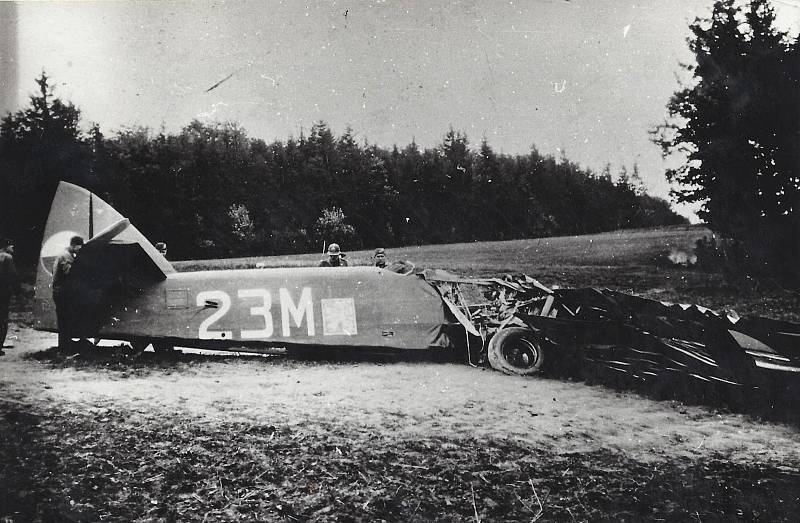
280,287 -> 315,337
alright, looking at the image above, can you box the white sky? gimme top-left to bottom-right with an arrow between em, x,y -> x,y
3,0 -> 799,220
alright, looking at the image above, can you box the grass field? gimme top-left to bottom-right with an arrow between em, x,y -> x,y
176,225 -> 706,275
175,225 -> 799,322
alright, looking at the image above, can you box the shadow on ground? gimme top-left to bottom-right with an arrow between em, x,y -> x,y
25,342 -> 460,373
26,343 -> 278,375
545,357 -> 800,426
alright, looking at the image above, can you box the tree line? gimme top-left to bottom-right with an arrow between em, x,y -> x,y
1,73 -> 685,265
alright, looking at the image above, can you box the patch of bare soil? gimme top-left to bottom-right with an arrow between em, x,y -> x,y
2,326 -> 800,521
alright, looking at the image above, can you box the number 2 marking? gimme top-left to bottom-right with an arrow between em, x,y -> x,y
197,290 -> 233,339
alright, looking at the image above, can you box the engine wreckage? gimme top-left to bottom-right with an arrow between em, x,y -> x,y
419,267 -> 800,393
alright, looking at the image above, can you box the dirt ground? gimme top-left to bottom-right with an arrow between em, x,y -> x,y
2,323 -> 800,521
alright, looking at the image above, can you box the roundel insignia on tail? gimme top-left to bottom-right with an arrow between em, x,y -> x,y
39,230 -> 80,277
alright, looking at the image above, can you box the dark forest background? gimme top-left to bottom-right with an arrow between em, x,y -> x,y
0,74 -> 685,264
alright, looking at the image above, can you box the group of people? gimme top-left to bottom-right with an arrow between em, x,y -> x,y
319,243 -> 388,269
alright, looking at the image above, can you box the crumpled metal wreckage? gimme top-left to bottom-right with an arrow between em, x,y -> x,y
417,267 -> 800,392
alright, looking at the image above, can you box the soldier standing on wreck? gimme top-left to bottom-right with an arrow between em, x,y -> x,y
52,235 -> 84,351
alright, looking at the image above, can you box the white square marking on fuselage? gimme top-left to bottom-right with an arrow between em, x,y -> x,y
321,298 -> 357,336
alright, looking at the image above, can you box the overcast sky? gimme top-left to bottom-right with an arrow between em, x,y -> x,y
1,1 -> 798,219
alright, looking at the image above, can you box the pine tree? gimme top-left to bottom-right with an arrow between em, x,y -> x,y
0,73 -> 93,262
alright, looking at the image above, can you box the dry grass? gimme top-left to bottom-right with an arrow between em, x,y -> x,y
176,225 -> 707,275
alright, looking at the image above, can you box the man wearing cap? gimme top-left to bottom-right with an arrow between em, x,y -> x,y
373,247 -> 387,268
319,243 -> 348,267
0,238 -> 19,351
52,235 -> 84,351
155,242 -> 168,258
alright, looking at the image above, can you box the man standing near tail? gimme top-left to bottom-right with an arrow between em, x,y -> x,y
0,238 -> 19,351
52,235 -> 83,351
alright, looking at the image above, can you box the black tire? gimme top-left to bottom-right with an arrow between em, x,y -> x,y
487,327 -> 547,376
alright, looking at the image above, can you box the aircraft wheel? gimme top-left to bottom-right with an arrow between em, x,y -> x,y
487,327 -> 547,376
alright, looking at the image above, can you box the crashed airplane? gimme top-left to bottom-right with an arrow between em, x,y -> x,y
34,183 -> 471,354
35,182 -> 800,390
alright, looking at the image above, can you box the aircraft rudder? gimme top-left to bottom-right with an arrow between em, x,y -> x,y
34,182 -> 174,331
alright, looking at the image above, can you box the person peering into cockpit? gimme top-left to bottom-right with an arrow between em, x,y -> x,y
319,243 -> 348,267
373,247 -> 387,268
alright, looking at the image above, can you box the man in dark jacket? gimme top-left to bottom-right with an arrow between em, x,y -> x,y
0,238 -> 19,351
52,235 -> 84,351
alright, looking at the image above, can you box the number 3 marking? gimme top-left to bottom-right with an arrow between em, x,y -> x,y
197,290 -> 233,339
238,289 -> 273,339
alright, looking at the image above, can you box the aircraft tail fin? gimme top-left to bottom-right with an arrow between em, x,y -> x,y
34,182 -> 174,331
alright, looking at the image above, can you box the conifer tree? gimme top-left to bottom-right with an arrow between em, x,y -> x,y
653,0 -> 799,283
0,73 -> 92,261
